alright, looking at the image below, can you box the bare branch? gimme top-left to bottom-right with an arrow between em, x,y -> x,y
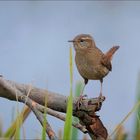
20,95 -> 58,140
0,77 -> 104,113
0,77 -> 107,140
36,103 -> 88,133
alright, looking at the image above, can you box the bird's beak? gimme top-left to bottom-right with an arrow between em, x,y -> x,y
68,40 -> 75,42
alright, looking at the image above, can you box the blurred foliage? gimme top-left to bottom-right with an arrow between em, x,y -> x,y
134,73 -> 140,140
114,125 -> 127,140
14,110 -> 21,140
74,81 -> 84,97
110,100 -> 140,139
110,73 -> 140,140
0,119 -> 2,137
3,106 -> 31,139
58,129 -> 63,140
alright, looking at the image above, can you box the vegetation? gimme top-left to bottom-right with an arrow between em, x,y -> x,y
0,49 -> 140,140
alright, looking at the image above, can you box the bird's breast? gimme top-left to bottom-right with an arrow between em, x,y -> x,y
75,52 -> 109,80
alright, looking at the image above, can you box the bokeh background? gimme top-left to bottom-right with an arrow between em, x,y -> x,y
0,1 -> 140,139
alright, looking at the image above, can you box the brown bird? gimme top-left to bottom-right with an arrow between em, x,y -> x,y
68,34 -> 119,104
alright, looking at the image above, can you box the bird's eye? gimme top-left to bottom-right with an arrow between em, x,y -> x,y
79,40 -> 88,47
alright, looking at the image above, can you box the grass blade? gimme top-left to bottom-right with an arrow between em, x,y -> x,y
41,96 -> 47,140
69,46 -> 73,86
134,73 -> 140,140
4,106 -> 31,138
0,119 -> 3,137
14,110 -> 21,140
63,47 -> 73,140
41,113 -> 47,140
63,92 -> 73,140
110,101 -> 140,137
114,125 -> 127,140
72,81 -> 83,140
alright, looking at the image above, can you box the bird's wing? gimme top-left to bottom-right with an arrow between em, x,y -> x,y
101,55 -> 112,71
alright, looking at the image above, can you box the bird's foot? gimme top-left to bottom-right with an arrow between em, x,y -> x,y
96,93 -> 104,108
99,92 -> 103,99
76,94 -> 87,110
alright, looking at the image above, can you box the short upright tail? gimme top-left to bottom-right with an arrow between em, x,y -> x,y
105,46 -> 120,61
101,46 -> 120,71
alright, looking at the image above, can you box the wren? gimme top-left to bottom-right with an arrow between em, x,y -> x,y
68,34 -> 119,103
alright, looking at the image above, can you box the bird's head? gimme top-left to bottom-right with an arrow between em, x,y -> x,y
68,34 -> 96,51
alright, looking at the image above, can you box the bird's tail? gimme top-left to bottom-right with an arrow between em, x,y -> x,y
105,46 -> 120,61
101,46 -> 120,71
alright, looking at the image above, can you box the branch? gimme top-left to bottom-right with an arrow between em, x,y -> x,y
0,77 -> 58,139
36,101 -> 88,133
0,77 -> 108,140
20,95 -> 58,140
0,77 -> 103,112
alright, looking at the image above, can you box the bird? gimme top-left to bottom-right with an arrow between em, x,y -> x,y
68,34 -> 119,106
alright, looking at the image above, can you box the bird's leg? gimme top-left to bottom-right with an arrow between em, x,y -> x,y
79,83 -> 87,98
96,79 -> 103,108
80,78 -> 88,98
99,79 -> 103,97
76,83 -> 86,109
76,78 -> 88,109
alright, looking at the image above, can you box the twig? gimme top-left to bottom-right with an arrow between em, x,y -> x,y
0,78 -> 58,140
36,103 -> 88,133
20,95 -> 58,140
